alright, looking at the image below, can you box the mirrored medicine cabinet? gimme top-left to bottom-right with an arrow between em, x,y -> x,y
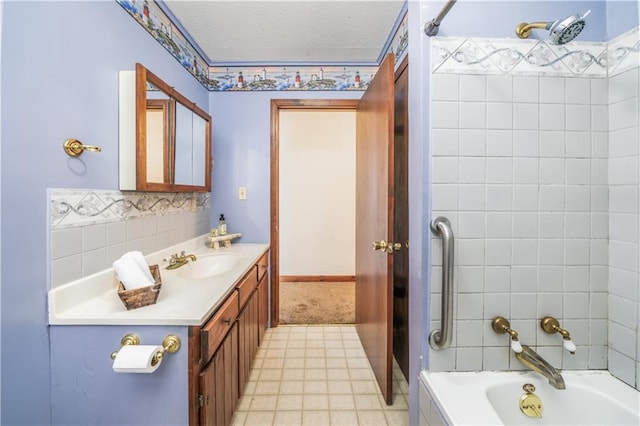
119,63 -> 212,192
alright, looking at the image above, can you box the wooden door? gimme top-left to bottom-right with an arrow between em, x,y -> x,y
355,53 -> 395,405
393,56 -> 410,380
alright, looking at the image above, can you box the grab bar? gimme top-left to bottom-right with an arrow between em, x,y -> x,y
429,216 -> 454,350
424,0 -> 457,36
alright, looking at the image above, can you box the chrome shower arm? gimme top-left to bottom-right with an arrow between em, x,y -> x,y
424,0 -> 457,36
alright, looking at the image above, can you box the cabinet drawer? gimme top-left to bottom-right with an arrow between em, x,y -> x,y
201,291 -> 239,364
236,267 -> 258,310
257,252 -> 268,281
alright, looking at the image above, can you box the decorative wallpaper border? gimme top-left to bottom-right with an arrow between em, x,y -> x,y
116,0 -> 409,91
206,66 -> 377,92
50,189 -> 209,230
432,26 -> 639,78
387,11 -> 409,67
116,0 -> 212,88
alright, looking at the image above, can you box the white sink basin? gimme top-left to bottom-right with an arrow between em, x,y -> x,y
177,253 -> 241,279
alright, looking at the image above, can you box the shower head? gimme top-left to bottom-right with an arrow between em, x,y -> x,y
516,10 -> 591,45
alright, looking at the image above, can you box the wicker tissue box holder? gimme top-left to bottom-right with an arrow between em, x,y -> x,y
116,264 -> 162,310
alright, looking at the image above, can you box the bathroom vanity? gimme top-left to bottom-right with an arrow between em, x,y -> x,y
48,237 -> 269,425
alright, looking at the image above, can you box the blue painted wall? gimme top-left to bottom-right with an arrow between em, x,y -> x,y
430,0 -> 607,40
0,2 -> 209,424
208,90 -> 362,243
606,0 -> 639,39
1,1 -> 637,425
50,326 -> 189,425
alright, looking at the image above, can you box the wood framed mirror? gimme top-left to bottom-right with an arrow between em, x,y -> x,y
120,63 -> 212,192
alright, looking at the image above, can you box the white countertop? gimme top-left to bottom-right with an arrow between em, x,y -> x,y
48,236 -> 269,326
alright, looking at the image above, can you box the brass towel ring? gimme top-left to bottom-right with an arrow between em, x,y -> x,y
63,138 -> 102,157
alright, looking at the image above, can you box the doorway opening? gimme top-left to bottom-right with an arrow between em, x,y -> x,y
270,99 -> 359,327
277,107 -> 357,324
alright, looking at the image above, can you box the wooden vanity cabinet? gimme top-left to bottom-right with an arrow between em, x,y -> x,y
189,250 -> 270,426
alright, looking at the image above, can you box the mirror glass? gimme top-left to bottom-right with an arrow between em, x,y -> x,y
135,63 -> 211,192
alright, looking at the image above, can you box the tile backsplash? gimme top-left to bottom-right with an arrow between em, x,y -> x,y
49,189 -> 210,288
429,27 -> 639,390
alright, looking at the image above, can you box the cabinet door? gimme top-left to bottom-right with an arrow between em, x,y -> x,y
257,273 -> 268,345
199,359 -> 214,426
199,323 -> 238,426
224,323 -> 239,422
199,351 -> 223,426
237,298 -> 250,397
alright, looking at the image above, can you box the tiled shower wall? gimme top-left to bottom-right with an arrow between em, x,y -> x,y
428,29 -> 640,390
429,72 -> 608,373
608,64 -> 640,388
49,189 -> 210,288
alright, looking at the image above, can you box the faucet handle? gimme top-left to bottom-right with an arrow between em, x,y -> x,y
540,316 -> 575,354
491,316 -> 523,353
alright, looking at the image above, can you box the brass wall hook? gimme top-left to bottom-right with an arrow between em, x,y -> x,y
63,138 -> 102,157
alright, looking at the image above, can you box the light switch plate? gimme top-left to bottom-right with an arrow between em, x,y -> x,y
238,186 -> 247,200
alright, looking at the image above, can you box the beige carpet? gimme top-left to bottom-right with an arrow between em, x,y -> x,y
279,281 -> 355,324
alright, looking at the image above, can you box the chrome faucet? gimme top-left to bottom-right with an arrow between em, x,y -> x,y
516,345 -> 566,390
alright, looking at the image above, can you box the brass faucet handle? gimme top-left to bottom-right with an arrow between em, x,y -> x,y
491,316 -> 523,353
540,316 -> 576,354
492,316 -> 518,339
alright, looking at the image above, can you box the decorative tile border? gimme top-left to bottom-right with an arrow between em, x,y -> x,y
608,26 -> 640,77
432,26 -> 639,78
433,37 -> 607,77
50,189 -> 209,230
116,1 -> 412,91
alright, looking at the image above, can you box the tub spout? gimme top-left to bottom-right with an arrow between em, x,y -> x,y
515,345 -> 566,390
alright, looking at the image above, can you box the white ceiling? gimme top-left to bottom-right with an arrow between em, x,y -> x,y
163,0 -> 405,64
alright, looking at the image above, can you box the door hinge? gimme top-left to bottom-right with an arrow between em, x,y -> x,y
198,394 -> 204,408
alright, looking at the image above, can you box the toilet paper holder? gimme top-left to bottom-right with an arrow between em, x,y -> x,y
110,333 -> 181,366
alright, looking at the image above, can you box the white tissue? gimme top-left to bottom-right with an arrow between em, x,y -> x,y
112,345 -> 163,373
113,252 -> 154,290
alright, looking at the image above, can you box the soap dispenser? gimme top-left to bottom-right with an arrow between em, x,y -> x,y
218,214 -> 227,236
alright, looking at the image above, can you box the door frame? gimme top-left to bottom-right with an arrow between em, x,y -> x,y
269,99 -> 360,327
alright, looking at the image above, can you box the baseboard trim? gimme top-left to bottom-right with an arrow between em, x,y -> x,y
280,275 -> 355,283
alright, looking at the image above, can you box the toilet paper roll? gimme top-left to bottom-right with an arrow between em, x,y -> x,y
112,345 -> 163,373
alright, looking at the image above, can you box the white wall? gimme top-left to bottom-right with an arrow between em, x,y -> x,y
279,110 -> 356,276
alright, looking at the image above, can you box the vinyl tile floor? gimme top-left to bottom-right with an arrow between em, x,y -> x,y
231,325 -> 409,426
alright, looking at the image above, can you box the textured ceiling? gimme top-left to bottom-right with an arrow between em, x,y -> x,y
163,0 -> 405,64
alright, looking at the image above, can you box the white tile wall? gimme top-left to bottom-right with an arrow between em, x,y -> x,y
608,66 -> 640,389
429,29 -> 640,390
430,73 -> 610,373
50,189 -> 210,288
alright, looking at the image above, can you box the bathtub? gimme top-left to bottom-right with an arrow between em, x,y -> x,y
419,370 -> 640,425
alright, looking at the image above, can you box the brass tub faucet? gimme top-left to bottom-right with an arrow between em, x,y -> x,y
165,251 -> 197,270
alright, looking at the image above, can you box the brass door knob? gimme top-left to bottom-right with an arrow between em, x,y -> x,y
372,240 -> 388,251
372,240 -> 402,253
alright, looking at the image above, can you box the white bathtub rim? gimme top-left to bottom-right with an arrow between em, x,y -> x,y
419,370 -> 639,426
